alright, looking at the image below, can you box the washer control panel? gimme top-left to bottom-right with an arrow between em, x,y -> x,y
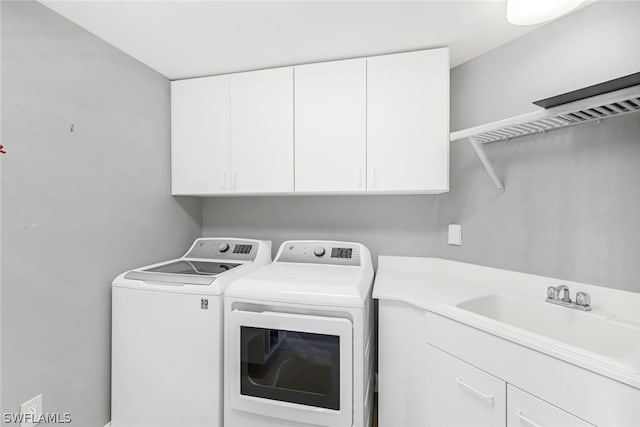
186,239 -> 258,261
277,241 -> 361,266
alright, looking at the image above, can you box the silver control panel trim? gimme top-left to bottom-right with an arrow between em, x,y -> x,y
277,241 -> 361,266
185,239 -> 258,261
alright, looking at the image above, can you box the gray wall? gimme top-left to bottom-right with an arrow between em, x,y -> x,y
203,2 -> 640,293
1,2 -> 201,425
0,1 -> 638,425
451,1 -> 640,130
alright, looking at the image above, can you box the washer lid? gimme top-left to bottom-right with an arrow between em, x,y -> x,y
124,260 -> 240,286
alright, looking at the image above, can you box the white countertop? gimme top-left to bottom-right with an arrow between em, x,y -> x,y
373,256 -> 640,389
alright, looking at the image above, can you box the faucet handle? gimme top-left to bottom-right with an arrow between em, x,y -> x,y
546,286 -> 557,300
555,285 -> 571,303
576,292 -> 591,308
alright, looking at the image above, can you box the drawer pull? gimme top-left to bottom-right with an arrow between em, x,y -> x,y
456,377 -> 494,403
516,410 -> 543,427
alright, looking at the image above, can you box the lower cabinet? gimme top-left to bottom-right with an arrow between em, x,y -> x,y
507,385 -> 594,427
424,344 -> 506,426
378,300 -> 430,427
378,301 -> 630,427
423,345 -> 594,427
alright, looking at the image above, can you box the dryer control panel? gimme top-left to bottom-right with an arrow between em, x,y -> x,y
277,241 -> 361,266
185,238 -> 259,261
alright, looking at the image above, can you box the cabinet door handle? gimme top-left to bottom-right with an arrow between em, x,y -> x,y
516,410 -> 543,427
232,172 -> 237,190
222,172 -> 227,190
456,377 -> 494,403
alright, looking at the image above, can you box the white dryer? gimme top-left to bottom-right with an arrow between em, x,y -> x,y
112,238 -> 271,427
224,240 -> 375,427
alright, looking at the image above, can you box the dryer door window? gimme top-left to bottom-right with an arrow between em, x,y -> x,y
228,309 -> 353,427
240,327 -> 340,410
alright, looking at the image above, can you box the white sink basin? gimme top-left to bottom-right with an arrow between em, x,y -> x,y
456,294 -> 640,373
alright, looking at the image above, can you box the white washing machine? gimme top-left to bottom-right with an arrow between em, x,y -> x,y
224,240 -> 375,427
111,238 -> 271,427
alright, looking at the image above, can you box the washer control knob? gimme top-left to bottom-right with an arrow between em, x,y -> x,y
218,243 -> 230,253
313,246 -> 326,257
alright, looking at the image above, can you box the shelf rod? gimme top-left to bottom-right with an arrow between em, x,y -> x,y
469,137 -> 505,193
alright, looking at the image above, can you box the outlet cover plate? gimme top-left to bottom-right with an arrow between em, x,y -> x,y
448,224 -> 462,246
20,394 -> 42,427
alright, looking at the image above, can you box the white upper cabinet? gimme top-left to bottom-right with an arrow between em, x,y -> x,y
229,67 -> 294,194
367,48 -> 450,193
170,48 -> 450,196
171,75 -> 230,195
294,59 -> 367,193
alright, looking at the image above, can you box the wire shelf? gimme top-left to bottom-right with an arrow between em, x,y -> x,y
451,86 -> 640,144
449,85 -> 640,192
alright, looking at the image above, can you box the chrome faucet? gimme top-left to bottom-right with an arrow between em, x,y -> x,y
546,285 -> 591,311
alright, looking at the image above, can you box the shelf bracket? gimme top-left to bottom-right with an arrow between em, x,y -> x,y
469,137 -> 505,193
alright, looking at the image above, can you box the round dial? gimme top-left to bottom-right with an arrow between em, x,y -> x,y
218,243 -> 230,253
313,246 -> 326,257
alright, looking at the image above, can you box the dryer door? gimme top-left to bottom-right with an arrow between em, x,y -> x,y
228,309 -> 353,427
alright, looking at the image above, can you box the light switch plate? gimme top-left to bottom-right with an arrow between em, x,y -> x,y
20,394 -> 42,427
448,224 -> 462,246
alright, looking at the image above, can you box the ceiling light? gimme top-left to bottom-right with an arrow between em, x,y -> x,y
507,0 -> 586,26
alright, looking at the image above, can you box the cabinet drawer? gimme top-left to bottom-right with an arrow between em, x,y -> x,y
425,343 -> 506,427
424,309 -> 640,427
508,385 -> 594,427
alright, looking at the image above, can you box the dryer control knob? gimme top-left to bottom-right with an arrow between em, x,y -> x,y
218,243 -> 230,253
313,246 -> 326,257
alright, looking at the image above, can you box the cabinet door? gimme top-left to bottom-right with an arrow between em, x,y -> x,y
171,76 -> 229,195
294,59 -> 366,192
367,48 -> 449,193
230,67 -> 294,193
378,300 -> 430,427
507,385 -> 594,427
424,343 -> 506,427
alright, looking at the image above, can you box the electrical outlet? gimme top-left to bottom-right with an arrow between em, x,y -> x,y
448,224 -> 462,246
19,394 -> 42,427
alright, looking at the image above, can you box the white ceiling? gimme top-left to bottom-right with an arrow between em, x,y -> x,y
40,0 -> 545,80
